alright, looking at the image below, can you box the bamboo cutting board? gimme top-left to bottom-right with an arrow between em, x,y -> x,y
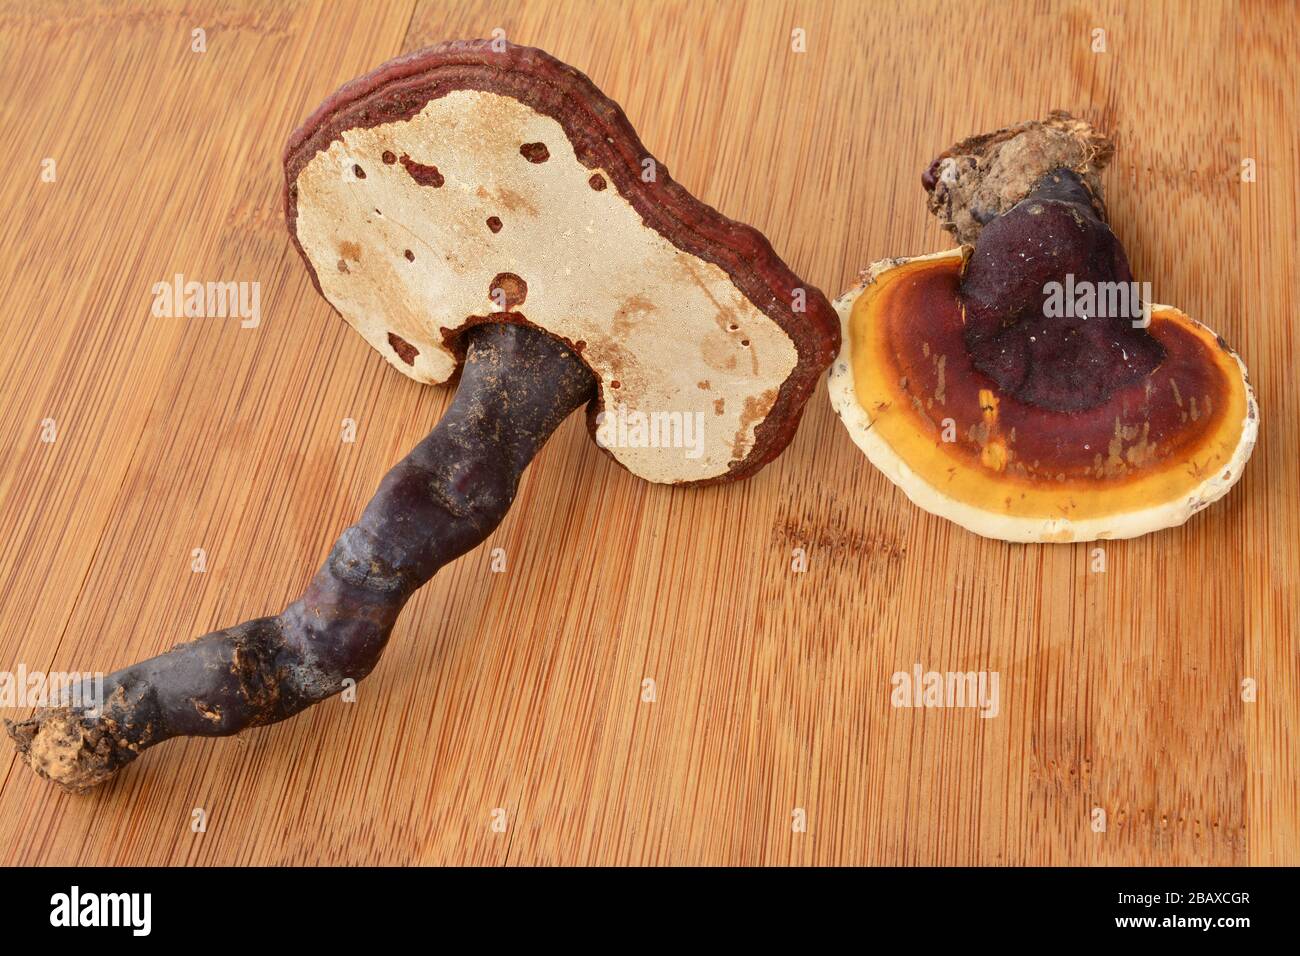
0,0 -> 1295,866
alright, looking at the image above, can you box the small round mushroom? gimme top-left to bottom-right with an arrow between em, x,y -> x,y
829,113 -> 1258,543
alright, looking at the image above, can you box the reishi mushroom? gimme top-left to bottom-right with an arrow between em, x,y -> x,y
7,40 -> 837,792
286,40 -> 839,484
828,113 -> 1257,542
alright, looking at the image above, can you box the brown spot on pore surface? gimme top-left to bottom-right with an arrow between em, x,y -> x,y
589,173 -> 607,191
403,249 -> 414,261
520,142 -> 550,163
339,241 -> 361,261
486,216 -> 503,233
399,153 -> 444,187
353,164 -> 366,179
732,389 -> 779,460
489,272 -> 528,310
494,187 -> 536,215
381,150 -> 396,164
388,332 -> 418,365
337,259 -> 349,274
680,256 -> 744,337
612,294 -> 657,337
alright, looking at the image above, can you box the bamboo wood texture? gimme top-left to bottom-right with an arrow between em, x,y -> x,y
0,0 -> 1295,865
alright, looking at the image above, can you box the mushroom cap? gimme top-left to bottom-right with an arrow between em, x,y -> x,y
284,40 -> 838,485
828,250 -> 1258,543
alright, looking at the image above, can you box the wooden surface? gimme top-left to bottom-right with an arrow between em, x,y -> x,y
0,0 -> 1295,866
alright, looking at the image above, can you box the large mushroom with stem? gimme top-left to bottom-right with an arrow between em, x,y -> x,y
8,40 -> 839,792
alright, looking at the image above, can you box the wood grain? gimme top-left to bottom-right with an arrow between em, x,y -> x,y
0,0 -> 1294,865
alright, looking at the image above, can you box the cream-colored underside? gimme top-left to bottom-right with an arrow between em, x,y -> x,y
294,89 -> 797,483
827,249 -> 1259,543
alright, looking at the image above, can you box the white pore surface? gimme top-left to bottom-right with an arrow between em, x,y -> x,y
294,89 -> 798,483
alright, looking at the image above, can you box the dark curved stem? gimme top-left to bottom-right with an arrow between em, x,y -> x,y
7,323 -> 594,792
